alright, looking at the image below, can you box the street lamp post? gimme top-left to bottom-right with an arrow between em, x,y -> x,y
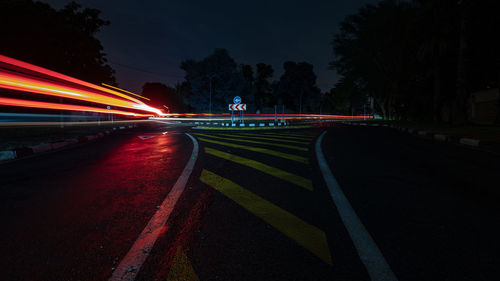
299,93 -> 302,115
207,74 -> 216,117
209,77 -> 212,116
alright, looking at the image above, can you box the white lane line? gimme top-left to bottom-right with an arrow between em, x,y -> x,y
110,133 -> 199,281
315,131 -> 398,281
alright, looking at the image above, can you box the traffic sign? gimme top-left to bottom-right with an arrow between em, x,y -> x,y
229,104 -> 247,111
233,96 -> 242,104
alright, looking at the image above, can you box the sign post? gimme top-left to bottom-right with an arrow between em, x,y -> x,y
228,104 -> 247,111
233,96 -> 241,105
229,96 -> 246,125
282,104 -> 285,123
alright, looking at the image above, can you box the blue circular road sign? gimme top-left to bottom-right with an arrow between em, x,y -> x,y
233,96 -> 242,104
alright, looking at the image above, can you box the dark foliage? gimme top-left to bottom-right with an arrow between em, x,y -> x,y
274,61 -> 321,113
0,0 -> 115,84
180,49 -> 251,112
141,82 -> 185,113
329,0 -> 500,123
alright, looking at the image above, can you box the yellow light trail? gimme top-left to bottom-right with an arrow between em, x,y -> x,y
101,83 -> 150,101
0,54 -> 164,116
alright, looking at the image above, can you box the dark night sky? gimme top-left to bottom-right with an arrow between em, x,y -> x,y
42,0 -> 376,94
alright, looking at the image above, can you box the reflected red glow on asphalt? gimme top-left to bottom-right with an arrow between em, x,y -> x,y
0,130 -> 193,280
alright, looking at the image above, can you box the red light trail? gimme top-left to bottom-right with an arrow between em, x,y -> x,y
0,54 -> 373,121
0,96 -> 152,117
0,54 -> 163,116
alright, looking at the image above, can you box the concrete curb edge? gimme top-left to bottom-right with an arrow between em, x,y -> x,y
1,124 -> 138,163
340,121 -> 491,151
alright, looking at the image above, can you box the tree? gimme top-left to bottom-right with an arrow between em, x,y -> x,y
0,0 -> 115,84
180,49 -> 248,112
416,0 -> 459,122
254,63 -> 274,112
176,81 -> 194,112
331,0 -> 500,123
274,61 -> 321,113
331,1 -> 423,120
239,64 -> 256,111
141,82 -> 184,113
324,78 -> 364,114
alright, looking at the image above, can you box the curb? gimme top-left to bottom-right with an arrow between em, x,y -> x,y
459,138 -> 480,147
193,125 -> 313,131
1,124 -> 138,163
434,134 -> 448,142
340,121 -> 495,152
0,150 -> 16,161
193,121 -> 287,128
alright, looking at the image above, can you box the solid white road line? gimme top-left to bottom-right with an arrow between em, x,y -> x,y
109,133 -> 199,281
315,131 -> 398,281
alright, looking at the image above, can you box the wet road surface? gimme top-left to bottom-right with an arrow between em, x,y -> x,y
0,127 -> 192,280
1,123 -> 500,280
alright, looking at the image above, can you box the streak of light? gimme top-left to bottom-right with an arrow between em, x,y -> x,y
0,112 -> 100,119
0,55 -> 145,104
149,114 -> 372,121
0,72 -> 162,115
148,113 -> 373,119
101,83 -> 150,101
0,119 -> 153,127
0,54 -> 163,115
0,96 -> 152,116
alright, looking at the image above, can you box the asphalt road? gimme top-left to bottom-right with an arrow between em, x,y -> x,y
1,123 -> 499,280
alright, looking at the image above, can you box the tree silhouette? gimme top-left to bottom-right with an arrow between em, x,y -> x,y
254,63 -> 274,112
331,0 -> 500,123
0,0 -> 115,84
141,82 -> 184,113
180,49 -> 250,112
274,61 -> 321,113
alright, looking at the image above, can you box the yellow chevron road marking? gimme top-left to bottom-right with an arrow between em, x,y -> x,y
194,133 -> 308,151
200,169 -> 332,265
197,137 -> 308,164
241,132 -> 313,141
204,147 -> 313,191
216,133 -> 310,145
194,125 -> 313,130
279,132 -> 316,138
167,246 -> 200,281
262,132 -> 315,139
